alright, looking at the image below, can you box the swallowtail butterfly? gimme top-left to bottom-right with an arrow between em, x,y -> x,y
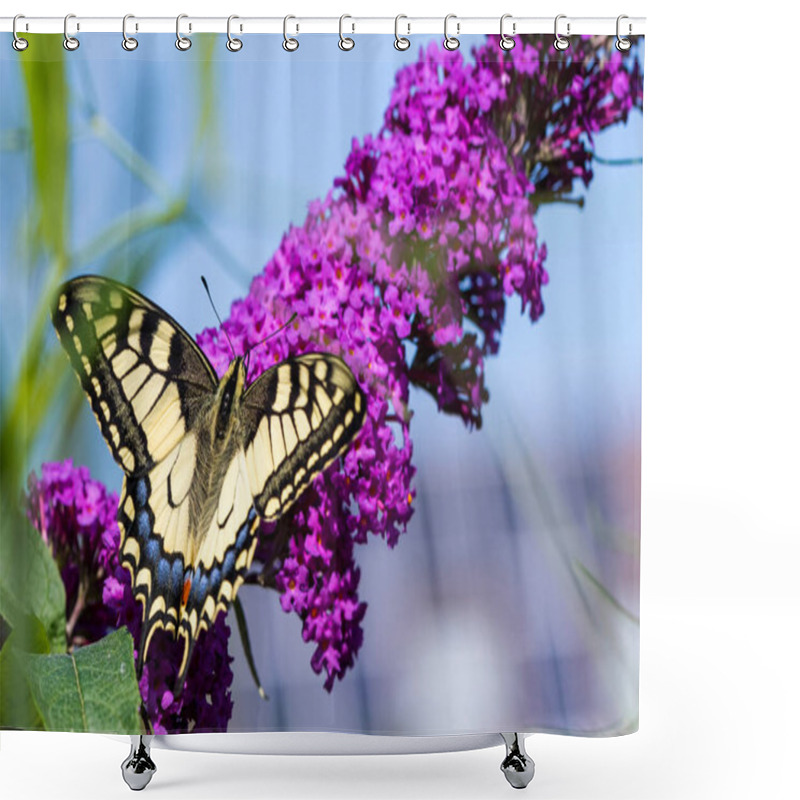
51,276 -> 365,690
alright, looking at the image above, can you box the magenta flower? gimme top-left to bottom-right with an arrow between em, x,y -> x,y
26,461 -> 234,733
196,34 -> 641,692
26,460 -> 121,646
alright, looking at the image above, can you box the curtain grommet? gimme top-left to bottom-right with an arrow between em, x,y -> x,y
553,14 -> 570,51
443,14 -> 460,51
500,14 -> 516,51
12,14 -> 28,51
227,15 -> 243,52
63,13 -> 80,51
394,15 -> 410,51
176,13 -> 192,51
122,14 -> 138,51
283,15 -> 299,52
339,15 -> 355,51
616,15 -> 632,51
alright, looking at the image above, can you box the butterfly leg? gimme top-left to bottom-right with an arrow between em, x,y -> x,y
121,735 -> 157,791
500,733 -> 535,789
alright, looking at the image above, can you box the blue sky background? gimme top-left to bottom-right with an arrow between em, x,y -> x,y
0,34 -> 643,735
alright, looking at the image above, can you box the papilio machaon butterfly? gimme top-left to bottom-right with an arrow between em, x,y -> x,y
51,275 -> 365,691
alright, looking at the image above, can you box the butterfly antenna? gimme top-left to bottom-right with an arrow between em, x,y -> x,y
242,312 -> 298,382
249,312 -> 298,353
201,275 -> 235,358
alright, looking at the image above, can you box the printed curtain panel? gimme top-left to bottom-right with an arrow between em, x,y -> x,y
0,32 -> 643,737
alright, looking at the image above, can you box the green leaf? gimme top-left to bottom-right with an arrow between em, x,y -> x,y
0,505 -> 67,653
0,617 -> 49,729
19,34 -> 69,262
23,628 -> 142,733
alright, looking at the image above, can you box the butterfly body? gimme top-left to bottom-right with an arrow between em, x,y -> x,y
51,276 -> 365,690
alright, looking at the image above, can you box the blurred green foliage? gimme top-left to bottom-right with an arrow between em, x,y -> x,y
0,33 -> 222,733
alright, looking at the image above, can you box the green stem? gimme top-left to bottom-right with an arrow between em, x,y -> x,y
591,153 -> 643,166
72,197 -> 188,267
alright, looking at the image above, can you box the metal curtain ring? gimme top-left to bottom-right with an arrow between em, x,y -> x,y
12,14 -> 28,51
339,14 -> 354,51
394,14 -> 410,51
283,15 -> 299,51
122,14 -> 138,51
443,14 -> 459,50
227,15 -> 243,51
554,14 -> 570,51
176,13 -> 192,51
63,13 -> 80,51
500,14 -> 515,51
616,15 -> 632,51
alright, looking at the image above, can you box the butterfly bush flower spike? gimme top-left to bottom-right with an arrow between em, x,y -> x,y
197,35 -> 641,692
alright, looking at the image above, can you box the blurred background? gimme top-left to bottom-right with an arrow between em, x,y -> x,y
0,33 -> 642,736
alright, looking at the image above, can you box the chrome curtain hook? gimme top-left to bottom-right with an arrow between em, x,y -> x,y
339,14 -> 354,51
176,13 -> 192,51
616,15 -> 632,51
500,14 -> 516,51
554,14 -> 570,51
227,15 -> 243,51
394,14 -> 410,51
443,14 -> 460,51
63,13 -> 80,51
122,14 -> 138,51
283,15 -> 299,51
12,14 -> 28,51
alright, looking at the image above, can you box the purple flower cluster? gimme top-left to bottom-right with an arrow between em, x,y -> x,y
196,35 -> 641,691
26,461 -> 233,733
26,460 -> 120,646
476,35 -> 644,197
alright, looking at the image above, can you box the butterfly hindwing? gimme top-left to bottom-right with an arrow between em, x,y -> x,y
119,473 -> 186,645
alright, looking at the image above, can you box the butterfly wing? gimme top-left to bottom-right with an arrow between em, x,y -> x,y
240,353 -> 366,520
173,354 -> 366,689
51,275 -> 218,474
52,276 -> 220,672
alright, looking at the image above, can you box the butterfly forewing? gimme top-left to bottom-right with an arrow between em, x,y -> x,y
240,353 -> 366,520
51,276 -> 218,475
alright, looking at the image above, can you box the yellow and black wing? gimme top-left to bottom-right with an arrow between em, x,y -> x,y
239,353 -> 366,521
172,353 -> 367,684
51,275 -> 218,475
52,276 -> 222,677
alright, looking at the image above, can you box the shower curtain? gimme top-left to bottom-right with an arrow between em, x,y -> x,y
0,31 -> 644,739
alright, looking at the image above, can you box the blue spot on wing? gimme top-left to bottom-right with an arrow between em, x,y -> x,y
136,510 -> 151,539
189,571 -> 210,607
156,558 -> 171,588
222,548 -> 237,578
135,478 -> 148,507
171,560 -> 184,595
208,566 -> 222,596
235,515 -> 252,551
145,539 -> 161,566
